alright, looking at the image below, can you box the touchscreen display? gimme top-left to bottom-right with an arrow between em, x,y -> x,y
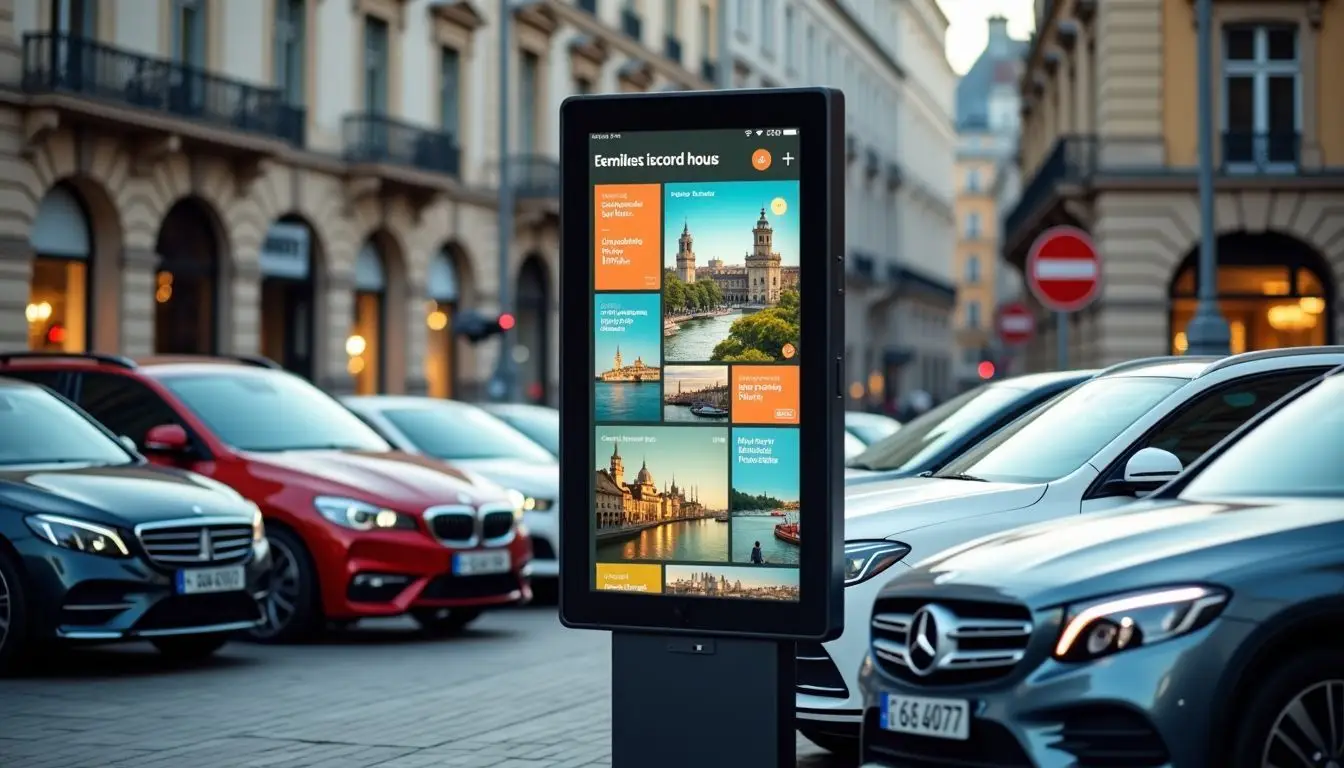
589,128 -> 802,601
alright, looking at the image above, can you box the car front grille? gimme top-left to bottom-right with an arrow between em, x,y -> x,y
481,510 -> 514,540
862,707 -> 1033,767
425,503 -> 517,545
137,521 -> 254,566
871,597 -> 1032,686
429,511 -> 475,541
795,642 -> 848,698
136,592 -> 261,631
1047,705 -> 1170,767
419,573 -> 521,601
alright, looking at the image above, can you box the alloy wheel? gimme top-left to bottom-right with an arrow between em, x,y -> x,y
252,536 -> 302,639
0,567 -> 10,653
1261,679 -> 1344,768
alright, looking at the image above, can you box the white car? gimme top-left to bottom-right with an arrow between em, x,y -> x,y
796,347 -> 1344,756
342,396 -> 561,581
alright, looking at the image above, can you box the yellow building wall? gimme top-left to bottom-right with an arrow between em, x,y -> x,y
954,157 -> 999,344
1162,0 -> 1198,168
1319,7 -> 1344,165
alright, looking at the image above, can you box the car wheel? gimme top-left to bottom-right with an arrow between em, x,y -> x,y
1229,648 -> 1344,768
248,526 -> 322,643
151,633 -> 231,661
410,607 -> 482,635
797,726 -> 859,759
0,548 -> 31,676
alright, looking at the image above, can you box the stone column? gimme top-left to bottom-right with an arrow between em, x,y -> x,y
403,294 -> 429,396
1075,27 -> 1093,133
0,0 -> 19,85
0,235 -> 32,350
226,257 -> 262,357
1058,61 -> 1074,135
121,247 -> 158,356
317,271 -> 355,394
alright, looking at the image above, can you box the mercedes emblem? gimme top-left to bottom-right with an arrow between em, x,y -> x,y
905,604 -> 956,677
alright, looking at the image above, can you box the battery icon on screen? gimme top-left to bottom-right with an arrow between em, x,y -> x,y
782,128 -> 799,136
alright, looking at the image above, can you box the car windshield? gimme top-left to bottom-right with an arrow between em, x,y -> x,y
1181,375 -> 1344,498
0,386 -> 135,466
380,404 -> 556,463
845,413 -> 901,444
487,406 -> 559,456
160,372 -> 392,453
935,375 -> 1188,484
849,384 -> 1025,471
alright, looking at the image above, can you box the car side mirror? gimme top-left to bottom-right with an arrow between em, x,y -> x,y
143,424 -> 190,453
117,435 -> 139,453
1121,447 -> 1184,494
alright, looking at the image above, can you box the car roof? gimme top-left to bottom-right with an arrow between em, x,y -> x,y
0,352 -> 282,377
343,395 -> 479,411
991,369 -> 1098,390
0,375 -> 39,390
482,402 -> 557,416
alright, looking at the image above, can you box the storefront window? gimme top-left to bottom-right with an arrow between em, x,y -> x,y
27,257 -> 87,352
425,300 -> 455,398
348,292 -> 383,394
1170,256 -> 1330,355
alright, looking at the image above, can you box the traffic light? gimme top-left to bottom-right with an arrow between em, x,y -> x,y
977,360 -> 996,380
456,310 -> 515,344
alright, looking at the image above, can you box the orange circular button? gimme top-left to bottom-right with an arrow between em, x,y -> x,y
752,148 -> 772,171
781,342 -> 796,359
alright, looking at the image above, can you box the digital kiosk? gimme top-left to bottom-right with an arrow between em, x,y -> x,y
558,89 -> 846,768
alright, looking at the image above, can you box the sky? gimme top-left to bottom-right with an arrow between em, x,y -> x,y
939,0 -> 1037,75
594,293 -> 661,375
596,425 -> 730,509
663,181 -> 801,269
731,427 -> 801,502
666,564 -> 800,589
664,365 -> 728,391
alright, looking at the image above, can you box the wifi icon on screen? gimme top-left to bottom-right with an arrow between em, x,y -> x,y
755,130 -> 763,135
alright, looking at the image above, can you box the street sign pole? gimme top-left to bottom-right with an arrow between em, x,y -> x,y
490,0 -> 516,402
1026,226 -> 1099,371
1056,311 -> 1068,370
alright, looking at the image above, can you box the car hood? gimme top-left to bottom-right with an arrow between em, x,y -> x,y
444,458 -> 559,499
892,498 -> 1344,607
842,476 -> 1047,540
239,450 -> 505,510
845,466 -> 914,486
0,464 -> 256,527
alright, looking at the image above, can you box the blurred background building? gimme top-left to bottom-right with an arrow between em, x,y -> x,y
1005,0 -> 1344,371
0,0 -> 958,406
952,14 -> 1025,389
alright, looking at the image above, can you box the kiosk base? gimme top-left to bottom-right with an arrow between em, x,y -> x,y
611,632 -> 796,768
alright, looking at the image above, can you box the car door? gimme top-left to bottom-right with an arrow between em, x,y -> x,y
1080,368 -> 1325,513
71,372 -> 213,468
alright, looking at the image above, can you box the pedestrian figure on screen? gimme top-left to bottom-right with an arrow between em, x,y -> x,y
750,541 -> 764,564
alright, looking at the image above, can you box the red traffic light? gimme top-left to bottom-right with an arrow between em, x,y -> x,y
46,324 -> 67,344
977,360 -> 996,380
498,313 -> 516,331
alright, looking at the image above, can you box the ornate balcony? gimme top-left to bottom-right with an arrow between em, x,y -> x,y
342,112 -> 462,213
19,33 -> 302,176
512,154 -> 560,199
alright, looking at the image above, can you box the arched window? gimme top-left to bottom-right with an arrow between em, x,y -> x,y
349,240 -> 387,393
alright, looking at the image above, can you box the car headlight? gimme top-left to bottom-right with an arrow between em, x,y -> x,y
250,505 -> 265,543
313,496 -> 418,532
25,514 -> 130,557
1054,585 -> 1229,662
505,489 -> 529,520
844,539 -> 911,587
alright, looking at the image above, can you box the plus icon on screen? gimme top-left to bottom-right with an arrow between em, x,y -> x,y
782,153 -> 795,166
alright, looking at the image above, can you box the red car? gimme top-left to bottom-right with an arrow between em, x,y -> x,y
0,353 -> 532,641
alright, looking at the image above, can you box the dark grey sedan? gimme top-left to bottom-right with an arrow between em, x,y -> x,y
858,364 -> 1344,768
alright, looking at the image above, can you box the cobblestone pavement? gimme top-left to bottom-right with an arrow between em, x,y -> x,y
0,607 -> 848,768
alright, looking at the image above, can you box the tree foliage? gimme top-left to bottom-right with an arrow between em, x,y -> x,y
711,288 -> 801,362
663,273 -> 725,314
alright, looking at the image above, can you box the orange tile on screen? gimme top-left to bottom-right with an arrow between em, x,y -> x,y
595,563 -> 664,594
594,184 -> 662,291
731,365 -> 800,425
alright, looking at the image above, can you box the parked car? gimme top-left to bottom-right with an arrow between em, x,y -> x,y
844,430 -> 868,463
858,363 -> 1344,768
797,347 -> 1344,756
845,370 -> 1099,486
0,353 -> 533,641
0,376 -> 269,673
845,411 -> 902,446
343,396 -> 560,581
479,403 -> 559,457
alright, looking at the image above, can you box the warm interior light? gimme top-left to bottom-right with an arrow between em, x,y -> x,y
347,356 -> 366,374
1266,303 -> 1318,331
426,310 -> 448,331
1261,280 -> 1290,296
155,285 -> 173,303
345,334 -> 367,357
1299,296 -> 1326,315
24,301 -> 52,324
848,381 -> 864,400
867,371 -> 885,396
1173,331 -> 1189,354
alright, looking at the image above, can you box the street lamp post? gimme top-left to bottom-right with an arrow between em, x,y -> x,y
491,0 -> 517,401
1185,0 -> 1231,355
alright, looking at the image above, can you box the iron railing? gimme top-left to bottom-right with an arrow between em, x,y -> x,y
1222,131 -> 1299,171
512,155 -> 560,198
1003,135 -> 1098,238
21,33 -> 304,146
342,113 -> 461,178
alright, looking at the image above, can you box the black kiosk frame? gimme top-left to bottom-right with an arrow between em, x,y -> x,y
559,89 -> 846,768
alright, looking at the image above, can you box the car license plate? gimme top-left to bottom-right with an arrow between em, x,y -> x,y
453,550 -> 511,576
880,693 -> 970,741
176,565 -> 246,595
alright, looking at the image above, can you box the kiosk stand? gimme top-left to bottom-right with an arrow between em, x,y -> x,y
612,634 -> 795,767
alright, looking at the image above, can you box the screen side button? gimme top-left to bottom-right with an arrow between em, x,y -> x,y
835,356 -> 844,399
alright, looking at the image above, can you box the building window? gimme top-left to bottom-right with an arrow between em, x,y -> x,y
761,1 -> 775,55
171,0 -> 206,66
274,0 -> 305,104
363,16 -> 389,114
784,5 -> 796,68
965,256 -> 981,283
964,212 -> 982,239
440,46 -> 461,137
55,0 -> 97,38
966,301 -> 981,329
519,51 -> 540,153
1222,25 -> 1300,170
965,168 -> 982,192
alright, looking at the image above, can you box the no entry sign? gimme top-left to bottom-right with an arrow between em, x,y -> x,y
996,302 -> 1036,346
1026,226 -> 1100,313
